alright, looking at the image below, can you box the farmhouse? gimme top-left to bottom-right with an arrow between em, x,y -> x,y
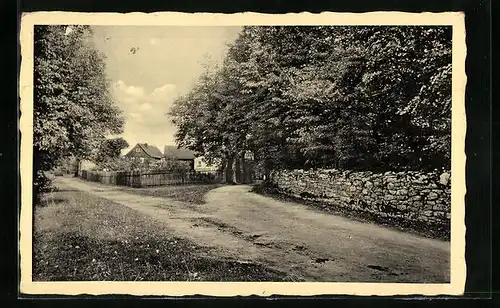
163,146 -> 220,172
124,143 -> 220,172
124,143 -> 163,162
163,145 -> 196,170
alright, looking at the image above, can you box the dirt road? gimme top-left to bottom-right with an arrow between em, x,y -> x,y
57,177 -> 450,282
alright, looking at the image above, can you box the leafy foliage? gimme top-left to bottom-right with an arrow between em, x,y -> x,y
171,26 -> 452,174
93,157 -> 191,173
95,137 -> 129,164
33,25 -> 124,201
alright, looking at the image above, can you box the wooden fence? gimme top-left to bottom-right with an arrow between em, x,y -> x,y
79,170 -> 224,188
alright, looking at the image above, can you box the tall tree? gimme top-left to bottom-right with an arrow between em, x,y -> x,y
95,137 -> 129,164
33,25 -> 124,201
169,26 -> 452,177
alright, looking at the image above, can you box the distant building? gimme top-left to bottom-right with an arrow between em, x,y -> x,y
163,145 -> 196,170
194,156 -> 220,172
80,160 -> 97,171
124,143 -> 222,172
124,143 -> 163,162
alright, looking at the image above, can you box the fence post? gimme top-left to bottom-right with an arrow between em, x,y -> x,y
132,171 -> 140,187
137,171 -> 142,187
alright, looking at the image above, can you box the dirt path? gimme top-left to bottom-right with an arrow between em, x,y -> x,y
57,177 -> 450,282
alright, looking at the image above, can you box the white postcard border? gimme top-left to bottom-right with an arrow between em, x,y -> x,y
19,11 -> 467,297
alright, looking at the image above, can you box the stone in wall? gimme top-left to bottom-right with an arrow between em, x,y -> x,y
270,169 -> 451,227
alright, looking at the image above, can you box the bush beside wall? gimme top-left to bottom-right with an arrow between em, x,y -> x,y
269,169 -> 451,226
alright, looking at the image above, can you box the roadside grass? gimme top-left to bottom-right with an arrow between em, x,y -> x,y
117,184 -> 225,204
252,182 -> 450,241
33,186 -> 291,281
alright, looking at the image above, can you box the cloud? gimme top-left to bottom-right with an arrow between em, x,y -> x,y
150,84 -> 177,103
139,103 -> 152,111
111,81 -> 179,149
113,81 -> 176,106
152,83 -> 176,94
112,80 -> 145,104
128,112 -> 143,121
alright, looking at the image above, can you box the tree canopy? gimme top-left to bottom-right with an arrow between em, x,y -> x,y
34,25 -> 124,199
95,137 -> 129,164
170,26 -> 452,175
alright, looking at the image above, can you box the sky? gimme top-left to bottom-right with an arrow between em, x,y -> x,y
91,26 -> 242,153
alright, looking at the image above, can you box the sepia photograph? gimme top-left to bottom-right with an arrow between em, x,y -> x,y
19,12 -> 466,296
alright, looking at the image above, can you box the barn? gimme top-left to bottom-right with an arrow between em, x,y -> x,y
163,145 -> 196,170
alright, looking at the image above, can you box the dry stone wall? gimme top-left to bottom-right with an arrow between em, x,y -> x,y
270,169 -> 451,226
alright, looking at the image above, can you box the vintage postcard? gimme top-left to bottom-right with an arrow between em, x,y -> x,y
19,11 -> 466,296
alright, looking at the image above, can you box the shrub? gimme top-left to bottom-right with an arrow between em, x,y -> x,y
150,159 -> 191,173
33,170 -> 55,204
93,157 -> 192,174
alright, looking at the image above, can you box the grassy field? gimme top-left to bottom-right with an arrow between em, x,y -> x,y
117,184 -> 224,204
33,186 -> 290,281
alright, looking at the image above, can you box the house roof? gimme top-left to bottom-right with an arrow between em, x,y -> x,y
137,143 -> 163,159
163,145 -> 195,160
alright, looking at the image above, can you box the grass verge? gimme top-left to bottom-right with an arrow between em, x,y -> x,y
117,184 -> 224,204
251,182 -> 450,241
33,186 -> 290,281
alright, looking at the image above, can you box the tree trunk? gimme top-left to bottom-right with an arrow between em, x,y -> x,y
247,160 -> 254,184
234,154 -> 242,184
74,158 -> 81,177
264,165 -> 270,182
241,154 -> 247,184
224,157 -> 234,184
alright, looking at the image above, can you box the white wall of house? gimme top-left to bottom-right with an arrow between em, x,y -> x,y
194,157 -> 219,172
80,160 -> 97,171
